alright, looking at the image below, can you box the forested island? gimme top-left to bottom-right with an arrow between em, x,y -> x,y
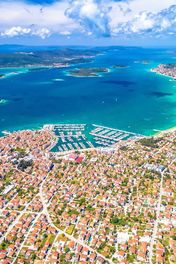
113,64 -> 129,69
67,67 -> 109,77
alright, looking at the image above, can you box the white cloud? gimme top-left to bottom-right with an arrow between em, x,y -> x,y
114,5 -> 176,35
33,28 -> 51,39
66,0 -> 176,37
66,0 -> 111,37
109,0 -> 176,33
0,0 -> 175,39
1,27 -> 31,37
0,26 -> 51,39
60,30 -> 71,36
128,12 -> 154,33
0,0 -> 79,38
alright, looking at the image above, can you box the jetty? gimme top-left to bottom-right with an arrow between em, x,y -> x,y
45,123 -> 143,153
90,124 -> 142,147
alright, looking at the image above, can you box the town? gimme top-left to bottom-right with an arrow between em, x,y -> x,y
0,127 -> 176,263
152,64 -> 176,80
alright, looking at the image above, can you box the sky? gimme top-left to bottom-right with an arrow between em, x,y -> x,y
0,0 -> 175,46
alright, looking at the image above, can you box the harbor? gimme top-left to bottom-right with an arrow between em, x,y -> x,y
44,124 -> 143,153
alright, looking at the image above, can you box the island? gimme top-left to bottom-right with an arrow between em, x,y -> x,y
67,67 -> 109,77
113,64 -> 129,69
0,48 -> 100,80
151,64 -> 176,79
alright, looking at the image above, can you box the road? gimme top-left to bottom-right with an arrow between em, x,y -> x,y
148,169 -> 165,264
148,154 -> 176,264
39,172 -> 113,264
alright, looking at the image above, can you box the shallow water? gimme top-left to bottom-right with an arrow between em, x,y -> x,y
0,47 -> 176,136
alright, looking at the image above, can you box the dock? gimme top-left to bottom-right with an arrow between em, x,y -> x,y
46,123 -> 143,153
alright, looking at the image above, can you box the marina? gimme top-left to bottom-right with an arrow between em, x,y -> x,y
44,124 -> 143,153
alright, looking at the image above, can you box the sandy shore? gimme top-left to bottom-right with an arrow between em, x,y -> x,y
151,69 -> 176,80
154,127 -> 176,137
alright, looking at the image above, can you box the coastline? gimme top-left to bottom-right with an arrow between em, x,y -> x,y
150,69 -> 175,80
1,52 -> 176,141
154,126 -> 176,137
150,64 -> 176,80
0,64 -> 70,80
1,123 -> 176,139
1,124 -> 176,159
65,67 -> 111,78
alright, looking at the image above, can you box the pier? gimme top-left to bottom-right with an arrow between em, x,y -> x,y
90,125 -> 142,147
47,123 -> 143,153
50,124 -> 95,153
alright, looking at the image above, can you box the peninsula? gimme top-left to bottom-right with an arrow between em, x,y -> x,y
152,63 -> 176,79
0,48 -> 97,69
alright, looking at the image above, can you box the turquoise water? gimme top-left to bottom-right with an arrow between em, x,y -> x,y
0,47 -> 176,136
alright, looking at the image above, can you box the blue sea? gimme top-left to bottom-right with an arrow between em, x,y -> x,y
0,46 -> 176,136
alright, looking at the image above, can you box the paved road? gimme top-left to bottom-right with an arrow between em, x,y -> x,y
39,172 -> 112,264
148,153 -> 176,263
12,213 -> 41,264
148,169 -> 165,264
0,193 -> 38,244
